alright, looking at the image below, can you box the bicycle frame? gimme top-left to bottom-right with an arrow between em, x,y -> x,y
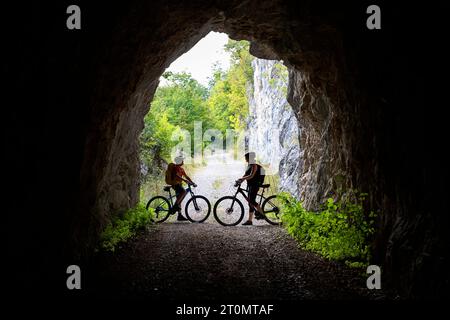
232,183 -> 280,218
166,185 -> 199,210
231,183 -> 266,210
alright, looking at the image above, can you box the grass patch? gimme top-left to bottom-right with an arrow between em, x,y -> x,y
279,191 -> 376,267
212,179 -> 222,190
264,174 -> 280,194
141,176 -> 166,204
99,204 -> 154,252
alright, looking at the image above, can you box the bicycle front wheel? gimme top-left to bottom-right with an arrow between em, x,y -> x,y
185,195 -> 211,223
146,196 -> 171,223
213,196 -> 244,226
262,195 -> 283,225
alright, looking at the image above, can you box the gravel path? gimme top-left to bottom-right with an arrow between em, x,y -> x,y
85,153 -> 383,300
87,223 -> 379,300
190,152 -> 245,204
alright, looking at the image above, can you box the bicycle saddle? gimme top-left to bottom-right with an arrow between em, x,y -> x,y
261,184 -> 270,189
163,186 -> 172,192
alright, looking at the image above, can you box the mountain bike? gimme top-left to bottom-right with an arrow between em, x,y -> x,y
146,183 -> 211,223
213,180 -> 282,226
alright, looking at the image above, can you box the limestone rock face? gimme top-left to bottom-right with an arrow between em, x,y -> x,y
247,58 -> 301,197
8,1 -> 449,297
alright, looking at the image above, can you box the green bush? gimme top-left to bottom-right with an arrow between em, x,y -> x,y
99,204 -> 154,252
279,191 -> 376,267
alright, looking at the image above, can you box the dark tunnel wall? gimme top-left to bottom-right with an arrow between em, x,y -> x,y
5,0 -> 450,298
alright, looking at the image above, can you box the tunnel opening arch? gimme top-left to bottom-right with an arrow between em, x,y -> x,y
78,1 -> 353,239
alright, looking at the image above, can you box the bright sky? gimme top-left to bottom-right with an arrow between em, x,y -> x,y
160,32 -> 231,87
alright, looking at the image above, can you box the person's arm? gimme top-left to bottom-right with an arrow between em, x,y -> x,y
175,173 -> 186,182
184,175 -> 197,187
186,175 -> 197,187
184,174 -> 195,184
176,169 -> 196,185
238,164 -> 257,182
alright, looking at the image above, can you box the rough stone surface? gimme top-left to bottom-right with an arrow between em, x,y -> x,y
6,1 -> 449,298
247,58 -> 301,197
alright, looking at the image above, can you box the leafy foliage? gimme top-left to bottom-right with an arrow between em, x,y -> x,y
139,39 -> 254,186
279,191 -> 376,267
140,111 -> 178,166
207,40 -> 254,131
140,71 -> 209,162
267,62 -> 288,96
99,204 -> 154,252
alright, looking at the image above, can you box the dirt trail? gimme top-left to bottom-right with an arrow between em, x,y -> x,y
190,152 -> 245,205
86,153 -> 382,300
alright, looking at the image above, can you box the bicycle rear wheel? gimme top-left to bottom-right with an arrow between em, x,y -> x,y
213,196 -> 244,226
262,195 -> 283,225
146,196 -> 171,223
185,195 -> 211,223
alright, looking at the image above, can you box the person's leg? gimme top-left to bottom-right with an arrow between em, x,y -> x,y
254,197 -> 263,218
250,186 -> 264,214
255,186 -> 264,217
243,185 -> 258,225
175,187 -> 187,207
172,185 -> 188,220
248,207 -> 255,222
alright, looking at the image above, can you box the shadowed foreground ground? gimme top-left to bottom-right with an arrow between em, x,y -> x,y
85,222 -> 386,300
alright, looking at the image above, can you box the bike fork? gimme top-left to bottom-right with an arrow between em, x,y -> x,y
230,190 -> 241,208
188,190 -> 200,210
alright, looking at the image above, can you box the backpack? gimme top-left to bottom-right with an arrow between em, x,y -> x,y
246,163 -> 265,186
255,164 -> 265,186
165,163 -> 176,185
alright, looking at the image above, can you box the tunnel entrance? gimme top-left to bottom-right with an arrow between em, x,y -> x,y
79,4 -> 337,246
73,1 -> 425,298
83,11 -> 384,298
139,32 -> 301,223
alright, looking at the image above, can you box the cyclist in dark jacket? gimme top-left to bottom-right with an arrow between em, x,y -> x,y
237,152 -> 265,225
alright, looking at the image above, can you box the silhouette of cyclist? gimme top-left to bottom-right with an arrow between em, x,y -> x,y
237,152 -> 265,226
166,156 -> 196,221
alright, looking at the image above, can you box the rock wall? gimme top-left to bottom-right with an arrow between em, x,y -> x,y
247,58 -> 301,197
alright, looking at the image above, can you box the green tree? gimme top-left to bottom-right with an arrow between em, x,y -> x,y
140,71 -> 211,176
140,40 -> 255,192
206,39 -> 254,131
224,40 -> 254,83
151,71 -> 209,134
